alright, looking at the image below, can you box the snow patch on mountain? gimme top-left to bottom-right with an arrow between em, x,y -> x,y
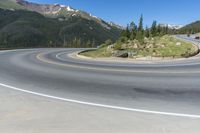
16,0 -> 122,30
159,23 -> 183,29
52,7 -> 62,14
66,6 -> 75,12
60,5 -> 66,8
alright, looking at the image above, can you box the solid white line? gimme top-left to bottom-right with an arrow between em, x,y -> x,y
0,83 -> 200,119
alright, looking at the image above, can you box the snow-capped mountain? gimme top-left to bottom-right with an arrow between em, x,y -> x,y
15,0 -> 120,30
16,0 -> 78,15
159,23 -> 183,29
109,22 -> 124,29
0,0 -> 121,48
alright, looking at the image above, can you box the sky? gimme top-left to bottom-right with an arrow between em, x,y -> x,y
28,0 -> 200,27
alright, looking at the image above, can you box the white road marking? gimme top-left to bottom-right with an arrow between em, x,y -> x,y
0,83 -> 200,119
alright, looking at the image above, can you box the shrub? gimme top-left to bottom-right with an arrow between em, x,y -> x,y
105,39 -> 113,45
118,37 -> 128,43
114,42 -> 122,50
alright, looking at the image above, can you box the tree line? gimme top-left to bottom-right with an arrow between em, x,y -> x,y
120,15 -> 172,43
0,9 -> 120,49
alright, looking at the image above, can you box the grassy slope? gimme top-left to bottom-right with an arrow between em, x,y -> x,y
0,9 -> 120,48
138,36 -> 197,57
80,47 -> 112,58
80,36 -> 198,58
0,0 -> 25,9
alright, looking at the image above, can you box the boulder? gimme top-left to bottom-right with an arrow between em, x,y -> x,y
114,51 -> 129,58
176,42 -> 181,46
107,45 -> 114,52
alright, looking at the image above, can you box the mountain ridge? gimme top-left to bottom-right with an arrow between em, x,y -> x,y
159,23 -> 183,30
7,0 -> 122,30
0,0 -> 121,48
178,21 -> 200,34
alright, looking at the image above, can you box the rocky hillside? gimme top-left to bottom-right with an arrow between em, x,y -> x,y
16,0 -> 117,30
0,0 -> 121,48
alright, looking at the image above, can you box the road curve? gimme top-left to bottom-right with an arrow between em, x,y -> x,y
1,36 -> 200,132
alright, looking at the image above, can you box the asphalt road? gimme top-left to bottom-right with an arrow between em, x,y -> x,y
0,36 -> 200,132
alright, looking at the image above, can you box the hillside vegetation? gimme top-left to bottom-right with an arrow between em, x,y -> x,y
0,9 -> 120,48
178,21 -> 200,34
81,36 -> 197,58
81,16 -> 198,59
0,0 -> 121,48
0,0 -> 26,9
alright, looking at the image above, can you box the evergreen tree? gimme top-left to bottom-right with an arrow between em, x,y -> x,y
151,21 -> 157,37
136,31 -> 144,44
125,24 -> 131,38
136,15 -> 144,43
130,21 -> 137,40
145,26 -> 150,38
92,39 -> 96,48
105,39 -> 113,46
120,30 -> 126,37
86,40 -> 91,48
120,25 -> 130,38
138,15 -> 144,32
164,26 -> 169,35
157,24 -> 162,36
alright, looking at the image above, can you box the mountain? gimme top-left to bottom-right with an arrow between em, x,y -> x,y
178,21 -> 200,34
16,0 -> 120,30
159,23 -> 183,30
0,0 -> 121,48
0,0 -> 25,9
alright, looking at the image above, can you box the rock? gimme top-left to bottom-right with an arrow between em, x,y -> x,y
133,44 -> 138,49
114,51 -> 129,58
107,45 -> 114,52
146,44 -> 153,49
160,44 -> 165,48
176,42 -> 181,46
153,52 -> 157,56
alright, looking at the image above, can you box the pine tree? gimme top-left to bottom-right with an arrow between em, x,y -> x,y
136,15 -> 144,43
130,21 -> 137,40
145,26 -> 150,38
138,15 -> 144,32
86,40 -> 91,48
120,30 -> 127,37
92,39 -> 96,48
120,25 -> 130,38
77,38 -> 81,48
151,21 -> 157,37
105,39 -> 113,46
164,26 -> 169,35
136,31 -> 144,44
157,24 -> 162,36
125,24 -> 131,38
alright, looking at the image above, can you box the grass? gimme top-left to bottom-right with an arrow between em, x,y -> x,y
80,35 -> 198,58
137,36 -> 198,58
0,0 -> 26,9
80,46 -> 112,58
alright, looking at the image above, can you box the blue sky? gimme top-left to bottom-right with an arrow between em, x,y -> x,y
28,0 -> 200,27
